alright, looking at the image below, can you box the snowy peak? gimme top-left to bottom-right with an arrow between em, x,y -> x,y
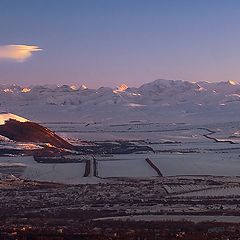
1,79 -> 240,96
79,84 -> 88,90
113,84 -> 129,93
0,113 -> 29,125
1,79 -> 240,123
198,80 -> 240,95
228,80 -> 238,86
139,79 -> 200,92
117,84 -> 128,92
0,116 -> 74,149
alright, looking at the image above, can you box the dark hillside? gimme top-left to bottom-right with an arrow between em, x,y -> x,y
0,119 -> 74,150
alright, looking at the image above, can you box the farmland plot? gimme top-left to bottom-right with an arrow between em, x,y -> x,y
98,158 -> 158,178
0,156 -> 89,184
176,185 -> 240,197
148,152 -> 240,176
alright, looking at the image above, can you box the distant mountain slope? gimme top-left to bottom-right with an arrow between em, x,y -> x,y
1,79 -> 240,123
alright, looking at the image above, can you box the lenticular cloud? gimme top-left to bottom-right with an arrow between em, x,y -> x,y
0,45 -> 42,62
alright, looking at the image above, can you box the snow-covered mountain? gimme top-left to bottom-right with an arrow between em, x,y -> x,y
0,113 -> 74,149
0,112 -> 28,125
1,79 -> 240,123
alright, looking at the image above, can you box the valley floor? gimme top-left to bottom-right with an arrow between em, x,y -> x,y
1,176 -> 240,239
1,120 -> 240,238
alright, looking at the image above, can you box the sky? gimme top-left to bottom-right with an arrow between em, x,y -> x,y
1,0 -> 240,88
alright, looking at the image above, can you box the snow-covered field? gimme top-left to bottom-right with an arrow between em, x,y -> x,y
3,80 -> 240,224
94,215 -> 240,223
0,156 -> 92,184
176,186 -> 240,197
2,79 -> 240,185
98,158 -> 157,178
1,119 -> 240,184
150,152 -> 240,176
95,151 -> 240,177
52,121 -> 240,178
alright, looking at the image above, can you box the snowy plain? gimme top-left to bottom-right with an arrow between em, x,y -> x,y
1,79 -> 240,185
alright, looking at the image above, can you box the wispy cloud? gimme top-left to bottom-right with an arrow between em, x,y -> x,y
0,45 -> 42,62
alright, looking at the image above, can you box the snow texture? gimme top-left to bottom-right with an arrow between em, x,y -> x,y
2,79 -> 240,123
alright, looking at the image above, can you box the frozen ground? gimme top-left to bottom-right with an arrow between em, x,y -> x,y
98,158 -> 157,178
2,80 -> 240,224
94,215 -> 240,223
176,185 -> 240,197
48,121 -> 240,178
0,156 -> 99,184
0,120 -> 240,184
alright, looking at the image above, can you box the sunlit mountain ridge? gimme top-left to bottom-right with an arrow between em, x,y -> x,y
1,79 -> 240,123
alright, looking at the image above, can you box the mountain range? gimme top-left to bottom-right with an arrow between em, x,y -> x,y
1,79 -> 240,123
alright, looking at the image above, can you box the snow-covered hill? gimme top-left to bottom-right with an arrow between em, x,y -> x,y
0,112 -> 28,125
1,79 -> 240,123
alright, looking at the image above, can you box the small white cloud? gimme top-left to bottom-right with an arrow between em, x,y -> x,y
0,45 -> 42,62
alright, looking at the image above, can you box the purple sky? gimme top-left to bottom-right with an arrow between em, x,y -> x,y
1,0 -> 240,88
